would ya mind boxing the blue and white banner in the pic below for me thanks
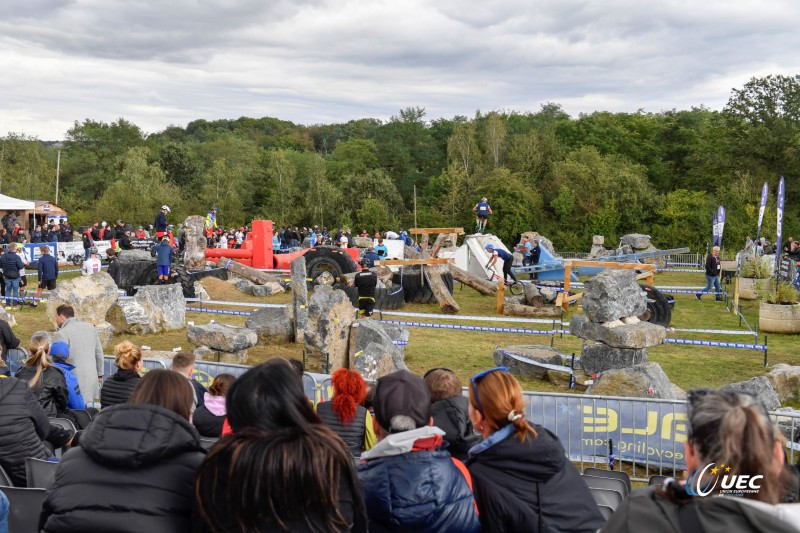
[712,212,719,246]
[756,181,769,242]
[776,176,785,272]
[717,206,726,247]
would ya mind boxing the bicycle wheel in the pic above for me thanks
[510,281,524,295]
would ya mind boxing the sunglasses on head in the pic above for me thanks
[470,367,508,415]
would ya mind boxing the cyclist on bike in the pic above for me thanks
[484,243,517,284]
[473,197,492,234]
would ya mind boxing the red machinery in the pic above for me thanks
[204,220,360,271]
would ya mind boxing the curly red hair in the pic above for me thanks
[331,368,367,425]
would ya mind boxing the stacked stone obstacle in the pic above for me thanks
[589,233,663,265]
[188,323,258,364]
[570,270,666,374]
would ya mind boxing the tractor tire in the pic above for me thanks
[639,284,673,327]
[174,266,196,298]
[393,266,454,304]
[338,285,405,311]
[304,246,358,282]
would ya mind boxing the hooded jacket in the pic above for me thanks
[39,403,205,533]
[14,365,69,417]
[430,395,481,461]
[192,392,226,437]
[99,368,141,409]
[466,423,604,533]
[52,359,86,410]
[0,377,50,486]
[357,426,480,533]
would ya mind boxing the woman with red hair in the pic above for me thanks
[316,368,376,456]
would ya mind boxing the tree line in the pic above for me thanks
[1,74,798,254]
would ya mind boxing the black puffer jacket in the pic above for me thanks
[317,401,367,456]
[0,377,50,486]
[99,369,141,409]
[39,403,205,533]
[15,366,69,417]
[192,405,225,438]
[431,395,480,461]
[467,423,604,533]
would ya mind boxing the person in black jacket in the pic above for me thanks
[40,369,205,533]
[316,368,375,456]
[466,367,604,533]
[192,373,235,438]
[34,245,59,306]
[15,332,68,418]
[105,248,121,286]
[424,368,480,461]
[195,359,367,532]
[0,317,20,370]
[100,340,142,409]
[1,243,27,309]
[696,245,723,301]
[0,376,50,487]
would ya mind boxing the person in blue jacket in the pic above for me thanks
[34,245,58,307]
[485,243,517,284]
[49,341,86,410]
[155,237,174,284]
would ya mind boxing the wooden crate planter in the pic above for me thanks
[759,302,800,334]
[738,277,771,300]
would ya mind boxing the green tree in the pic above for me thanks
[0,134,57,201]
[481,112,508,168]
[447,122,478,175]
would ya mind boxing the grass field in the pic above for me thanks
[9,270,799,405]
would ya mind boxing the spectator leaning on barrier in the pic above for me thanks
[357,369,481,533]
[34,245,58,307]
[40,369,206,533]
[53,305,104,405]
[424,368,480,462]
[466,367,604,533]
[602,389,800,533]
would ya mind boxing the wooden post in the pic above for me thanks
[732,275,740,314]
[430,233,449,258]
[291,257,308,344]
[496,275,504,314]
[563,262,572,312]
[426,264,460,314]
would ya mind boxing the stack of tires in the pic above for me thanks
[392,266,454,305]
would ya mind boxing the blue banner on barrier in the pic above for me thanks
[527,394,688,469]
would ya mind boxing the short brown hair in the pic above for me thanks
[424,369,462,403]
[56,304,74,318]
[129,369,194,421]
[171,351,196,371]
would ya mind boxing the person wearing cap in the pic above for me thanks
[155,237,174,284]
[205,205,218,231]
[155,205,170,239]
[466,367,604,532]
[53,304,104,405]
[82,246,102,276]
[362,247,381,268]
[44,338,86,410]
[357,369,480,533]
[472,197,492,234]
[135,225,146,239]
[34,245,59,306]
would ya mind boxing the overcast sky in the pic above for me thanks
[1,0,798,140]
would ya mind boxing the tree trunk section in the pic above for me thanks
[503,302,563,318]
[218,259,284,286]
[291,257,308,343]
[183,215,207,271]
[449,264,497,295]
[340,266,393,287]
[426,264,460,314]
[430,233,449,258]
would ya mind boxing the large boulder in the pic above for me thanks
[570,314,666,348]
[304,286,355,372]
[106,284,186,335]
[192,345,249,365]
[523,284,544,307]
[767,364,800,403]
[580,341,648,374]
[251,282,285,297]
[46,272,120,327]
[348,319,408,380]
[187,323,258,352]
[586,362,679,399]
[96,322,115,349]
[118,249,154,263]
[183,215,207,271]
[494,345,563,380]
[582,270,647,323]
[352,236,374,248]
[245,306,294,343]
[619,234,652,250]
[721,377,781,412]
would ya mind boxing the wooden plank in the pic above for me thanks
[496,275,505,314]
[567,260,657,271]
[562,263,572,311]
[376,258,453,266]
[409,228,465,235]
[555,292,564,308]
[564,292,583,304]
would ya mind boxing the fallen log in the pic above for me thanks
[503,302,563,318]
[426,264,460,314]
[216,258,285,286]
[449,264,496,295]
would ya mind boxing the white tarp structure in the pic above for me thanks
[0,193,35,211]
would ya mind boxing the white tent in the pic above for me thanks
[0,193,35,211]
